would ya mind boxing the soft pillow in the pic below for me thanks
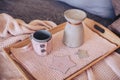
[58,0,115,19]
[112,0,120,16]
[108,18,120,37]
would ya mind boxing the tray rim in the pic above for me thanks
[84,18,120,46]
[3,22,66,80]
[3,18,120,80]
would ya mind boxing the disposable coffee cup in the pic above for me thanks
[31,30,52,56]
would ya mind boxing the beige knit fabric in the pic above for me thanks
[74,52,120,80]
[88,52,120,80]
[0,13,57,80]
[0,51,25,80]
[0,13,57,49]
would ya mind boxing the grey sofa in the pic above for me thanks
[0,0,114,26]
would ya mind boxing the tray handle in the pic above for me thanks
[83,18,120,46]
[94,25,105,33]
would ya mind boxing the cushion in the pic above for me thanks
[112,0,120,16]
[58,0,115,19]
[108,18,120,37]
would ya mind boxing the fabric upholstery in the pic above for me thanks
[112,0,120,16]
[108,18,120,37]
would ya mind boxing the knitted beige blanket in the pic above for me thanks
[0,13,57,80]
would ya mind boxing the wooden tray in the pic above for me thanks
[3,18,120,80]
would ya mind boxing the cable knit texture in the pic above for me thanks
[0,13,57,49]
[0,13,57,80]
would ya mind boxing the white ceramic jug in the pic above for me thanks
[63,9,87,48]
